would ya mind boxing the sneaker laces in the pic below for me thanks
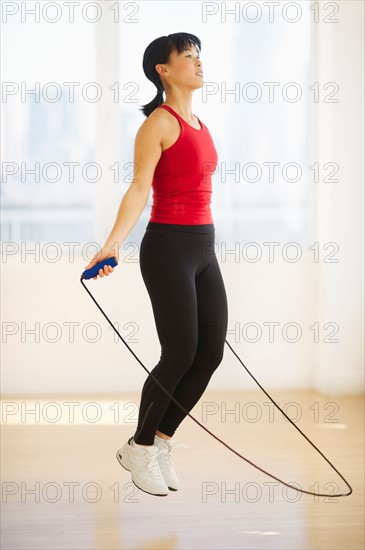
[145,448,168,478]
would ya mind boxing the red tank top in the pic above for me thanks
[149,104,218,224]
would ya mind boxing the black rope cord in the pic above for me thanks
[80,276,353,498]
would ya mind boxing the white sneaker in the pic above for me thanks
[153,435,188,491]
[116,436,169,497]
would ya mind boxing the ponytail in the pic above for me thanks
[139,88,164,118]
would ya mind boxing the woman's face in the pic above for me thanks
[157,43,204,91]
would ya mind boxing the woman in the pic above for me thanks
[84,32,228,497]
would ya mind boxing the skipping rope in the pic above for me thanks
[80,256,352,498]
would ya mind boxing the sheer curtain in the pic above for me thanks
[1,2,311,250]
[1,9,96,244]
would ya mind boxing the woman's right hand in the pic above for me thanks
[83,247,119,281]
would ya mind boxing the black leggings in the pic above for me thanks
[133,221,228,445]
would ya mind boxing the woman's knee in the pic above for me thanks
[161,336,198,373]
[209,343,225,369]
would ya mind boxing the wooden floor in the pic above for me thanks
[1,390,364,550]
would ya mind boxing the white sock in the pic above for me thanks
[155,434,172,443]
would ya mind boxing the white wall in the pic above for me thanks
[2,239,362,396]
[1,2,363,396]
[310,1,364,393]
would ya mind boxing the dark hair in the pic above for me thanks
[139,32,201,118]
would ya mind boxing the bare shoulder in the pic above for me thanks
[136,106,172,139]
[131,107,172,190]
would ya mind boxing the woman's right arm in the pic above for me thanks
[83,114,164,279]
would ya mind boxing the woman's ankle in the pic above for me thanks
[155,430,171,440]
